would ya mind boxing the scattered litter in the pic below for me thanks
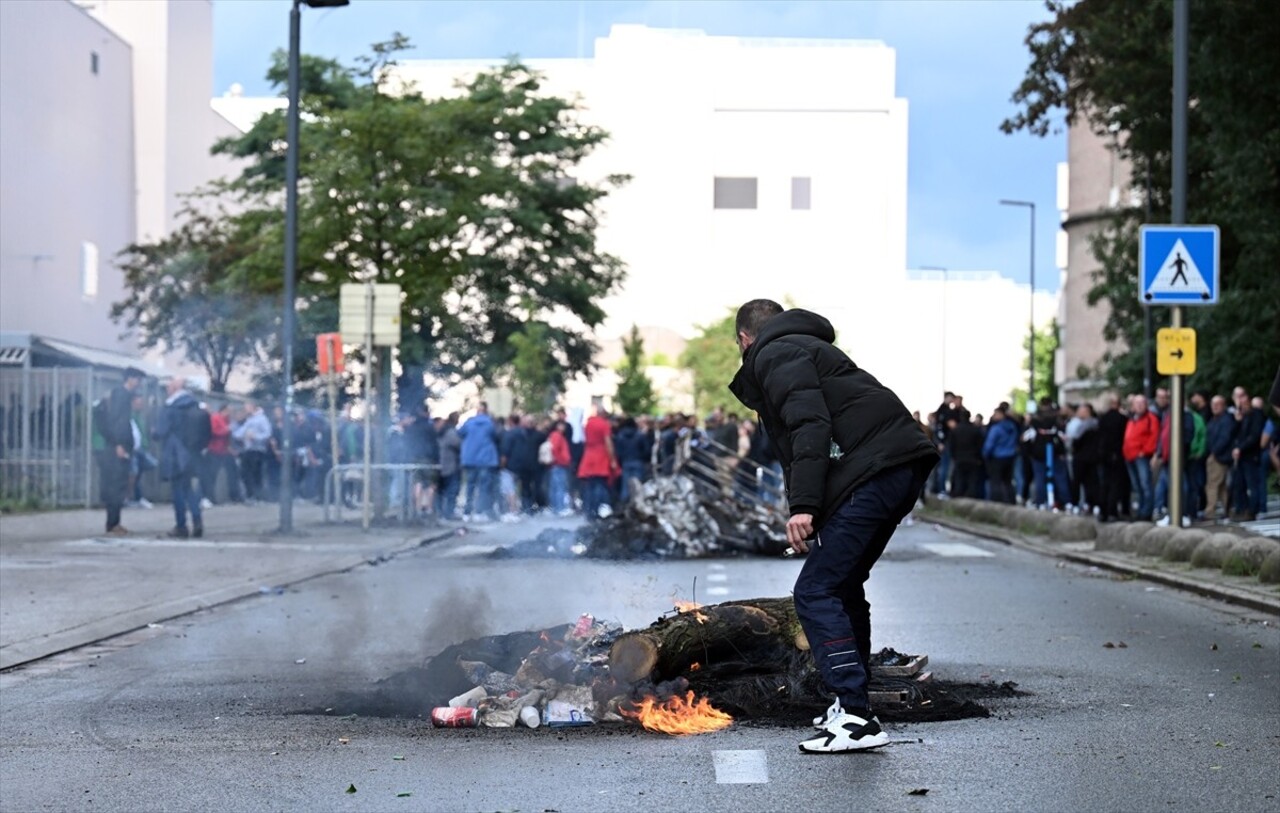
[147,623,164,629]
[392,755,405,761]
[1208,693,1215,698]
[396,792,412,798]
[1210,766,1221,771]
[259,585,285,595]
[271,751,279,756]
[1252,642,1263,649]
[345,784,357,794]
[338,738,350,745]
[907,788,930,796]
[1214,741,1226,747]
[295,658,307,665]
[1120,703,1133,708]
[1210,643,1219,651]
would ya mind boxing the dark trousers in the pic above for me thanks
[516,468,539,513]
[240,450,266,500]
[203,453,242,503]
[1073,458,1101,509]
[1099,459,1128,520]
[985,457,1014,503]
[792,461,929,712]
[950,461,982,499]
[170,468,203,531]
[98,451,130,531]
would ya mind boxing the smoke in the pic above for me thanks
[420,586,494,655]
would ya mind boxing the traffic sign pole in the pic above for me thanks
[1168,0,1189,526]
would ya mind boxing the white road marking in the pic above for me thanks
[706,573,729,583]
[706,586,731,596]
[707,563,727,570]
[713,750,769,784]
[920,541,995,558]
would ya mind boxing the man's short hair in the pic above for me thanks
[123,367,146,382]
[735,299,784,339]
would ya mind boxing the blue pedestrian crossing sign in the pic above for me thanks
[1139,225,1219,305]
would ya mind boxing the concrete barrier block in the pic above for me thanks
[1162,529,1209,562]
[1190,533,1239,570]
[969,502,1003,525]
[1118,522,1155,553]
[1137,526,1180,557]
[1049,516,1096,542]
[1259,549,1280,584]
[1094,522,1128,551]
[948,498,978,518]
[1222,537,1280,578]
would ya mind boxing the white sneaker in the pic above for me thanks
[200,498,213,509]
[137,498,154,509]
[799,710,889,754]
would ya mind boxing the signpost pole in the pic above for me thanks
[362,283,374,533]
[1168,0,1189,525]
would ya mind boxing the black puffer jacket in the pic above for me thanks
[728,309,938,528]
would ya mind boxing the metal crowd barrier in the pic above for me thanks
[323,462,443,523]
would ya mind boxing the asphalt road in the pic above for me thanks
[2,520,1277,813]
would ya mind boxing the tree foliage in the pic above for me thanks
[679,311,740,415]
[507,318,556,414]
[1008,319,1060,414]
[1003,0,1279,398]
[614,325,657,417]
[113,211,274,393]
[118,36,625,398]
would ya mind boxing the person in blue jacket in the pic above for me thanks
[982,405,1020,504]
[458,402,499,521]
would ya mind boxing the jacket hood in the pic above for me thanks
[749,309,835,355]
[168,392,198,409]
[729,309,836,409]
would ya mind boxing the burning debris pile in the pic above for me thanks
[330,598,1021,735]
[491,474,789,560]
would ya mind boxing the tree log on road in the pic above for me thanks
[609,598,808,684]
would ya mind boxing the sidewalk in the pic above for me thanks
[0,501,445,670]
[921,506,1280,616]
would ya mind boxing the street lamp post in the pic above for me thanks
[999,200,1036,406]
[279,0,350,534]
[921,266,948,395]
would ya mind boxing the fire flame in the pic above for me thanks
[621,691,732,735]
[689,662,701,672]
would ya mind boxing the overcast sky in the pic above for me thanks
[213,0,1065,292]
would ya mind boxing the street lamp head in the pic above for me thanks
[301,0,350,7]
[999,199,1034,209]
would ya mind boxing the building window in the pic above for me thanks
[91,51,99,75]
[81,241,99,299]
[713,177,757,210]
[791,177,811,210]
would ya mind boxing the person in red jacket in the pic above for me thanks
[202,403,243,505]
[1122,394,1159,520]
[547,420,573,515]
[577,404,616,519]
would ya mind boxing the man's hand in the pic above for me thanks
[786,513,815,554]
[115,445,129,460]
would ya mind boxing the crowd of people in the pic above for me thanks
[923,386,1278,525]
[96,376,789,536]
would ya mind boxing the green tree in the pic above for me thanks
[679,310,740,414]
[113,210,274,393]
[208,37,626,394]
[507,319,556,414]
[1008,319,1060,414]
[614,325,656,416]
[1003,0,1279,398]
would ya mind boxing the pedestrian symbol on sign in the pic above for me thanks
[1144,238,1211,302]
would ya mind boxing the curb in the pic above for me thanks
[0,528,456,672]
[922,510,1280,617]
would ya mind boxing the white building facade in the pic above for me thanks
[0,0,237,367]
[394,26,1052,416]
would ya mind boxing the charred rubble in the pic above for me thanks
[316,599,1025,731]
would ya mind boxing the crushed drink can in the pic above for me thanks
[431,706,478,728]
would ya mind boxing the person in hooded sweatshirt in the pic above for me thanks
[728,299,937,754]
[458,402,500,521]
[153,376,209,538]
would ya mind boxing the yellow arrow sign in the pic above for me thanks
[1157,327,1196,375]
